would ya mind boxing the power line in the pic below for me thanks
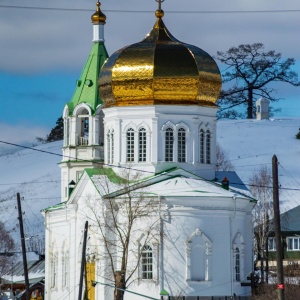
[1,5,300,15]
[1,140,300,194]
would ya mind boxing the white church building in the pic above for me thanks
[43,2,256,299]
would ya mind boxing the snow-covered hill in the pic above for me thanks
[0,117,299,248]
[217,117,300,211]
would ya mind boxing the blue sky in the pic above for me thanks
[1,0,300,144]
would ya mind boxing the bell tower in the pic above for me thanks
[60,2,108,202]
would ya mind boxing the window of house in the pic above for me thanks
[206,130,211,164]
[165,128,174,162]
[268,237,276,251]
[178,128,186,163]
[141,245,153,279]
[139,128,146,162]
[235,248,240,281]
[200,129,204,164]
[127,128,135,162]
[288,237,300,251]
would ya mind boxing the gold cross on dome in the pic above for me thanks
[155,0,165,10]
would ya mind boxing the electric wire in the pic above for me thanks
[1,140,300,194]
[1,4,300,15]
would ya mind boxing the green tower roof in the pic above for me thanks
[67,41,108,115]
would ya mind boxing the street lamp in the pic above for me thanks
[160,289,169,300]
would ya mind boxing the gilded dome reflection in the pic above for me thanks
[99,17,221,108]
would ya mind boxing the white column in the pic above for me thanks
[192,120,199,164]
[70,116,77,146]
[173,130,178,162]
[94,116,99,145]
[134,130,138,163]
[151,117,158,163]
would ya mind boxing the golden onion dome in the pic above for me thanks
[99,13,221,108]
[91,2,106,24]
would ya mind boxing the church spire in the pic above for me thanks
[91,1,106,42]
[61,1,109,201]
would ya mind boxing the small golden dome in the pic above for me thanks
[91,2,106,24]
[155,9,164,18]
[99,18,221,108]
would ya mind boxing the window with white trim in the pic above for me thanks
[79,117,89,145]
[235,248,240,281]
[178,128,186,163]
[127,128,135,162]
[268,237,276,251]
[206,130,211,164]
[200,129,204,164]
[288,237,300,251]
[165,128,174,162]
[139,128,146,162]
[186,228,212,282]
[141,245,153,279]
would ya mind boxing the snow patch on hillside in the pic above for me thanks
[217,117,300,211]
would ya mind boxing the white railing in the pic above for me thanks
[78,136,89,146]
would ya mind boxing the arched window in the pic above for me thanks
[127,128,135,162]
[139,128,146,162]
[165,128,174,162]
[235,248,240,281]
[79,117,89,145]
[178,128,186,162]
[200,129,204,163]
[186,228,212,282]
[141,245,153,279]
[206,130,211,164]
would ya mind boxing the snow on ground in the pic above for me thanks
[217,117,300,211]
[0,117,299,248]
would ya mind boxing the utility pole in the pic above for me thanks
[17,193,30,300]
[78,221,88,300]
[272,155,285,300]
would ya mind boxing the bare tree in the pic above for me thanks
[216,43,300,119]
[0,221,15,276]
[84,169,161,300]
[249,165,273,282]
[216,143,234,171]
